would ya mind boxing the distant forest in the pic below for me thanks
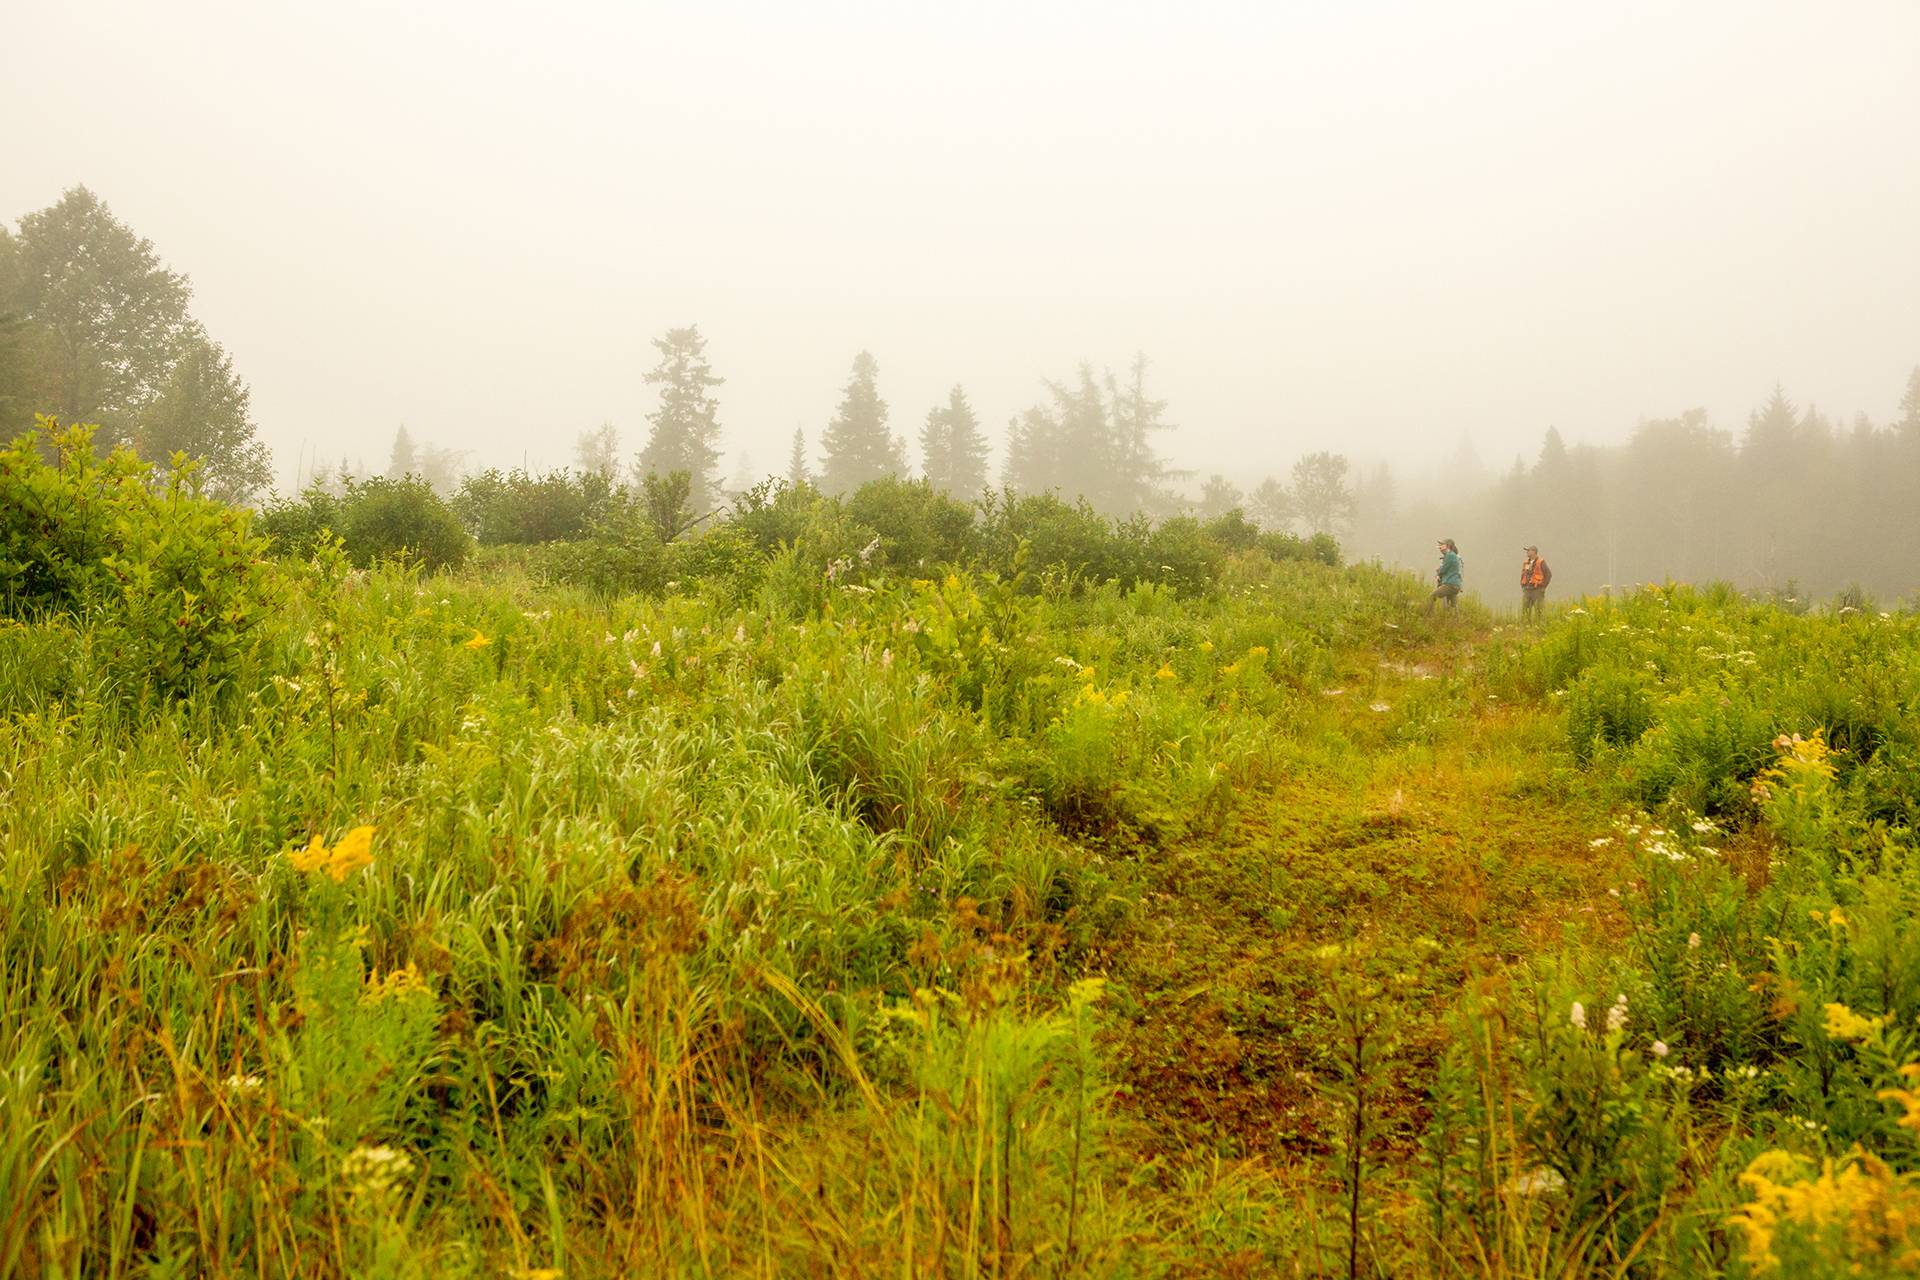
[4,186,1917,603]
[1345,380,1920,604]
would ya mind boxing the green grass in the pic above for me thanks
[5,551,1920,1277]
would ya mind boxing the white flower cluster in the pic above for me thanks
[341,1144,415,1199]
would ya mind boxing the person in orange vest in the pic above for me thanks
[1521,545,1552,619]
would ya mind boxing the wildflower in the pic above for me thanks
[1590,836,1613,848]
[1652,1040,1670,1058]
[1607,996,1629,1033]
[880,648,893,668]
[1877,1063,1920,1133]
[288,826,376,883]
[1570,1001,1587,1030]
[1155,664,1177,681]
[340,1144,414,1198]
[1823,1002,1885,1043]
[1199,640,1214,653]
[1688,932,1702,950]
[463,630,490,650]
[362,962,431,1003]
[223,1073,264,1093]
[1247,645,1268,659]
[1369,701,1391,713]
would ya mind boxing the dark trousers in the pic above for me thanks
[1522,586,1546,617]
[1427,583,1460,613]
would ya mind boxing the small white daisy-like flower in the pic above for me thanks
[1570,1001,1587,1030]
[1651,1040,1669,1058]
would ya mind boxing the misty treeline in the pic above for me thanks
[1347,375,1920,604]
[11,186,1920,603]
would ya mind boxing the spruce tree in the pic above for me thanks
[1107,354,1172,513]
[386,425,417,479]
[817,350,904,494]
[920,384,989,496]
[787,427,810,487]
[635,325,724,509]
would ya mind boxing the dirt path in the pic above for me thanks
[1105,635,1627,1161]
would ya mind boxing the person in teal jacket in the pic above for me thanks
[1427,538,1463,613]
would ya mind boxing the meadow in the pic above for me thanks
[6,425,1920,1277]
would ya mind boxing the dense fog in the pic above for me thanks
[3,0,1918,599]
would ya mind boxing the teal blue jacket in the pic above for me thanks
[1437,550,1462,587]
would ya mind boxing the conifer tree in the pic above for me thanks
[787,427,810,487]
[387,424,417,479]
[635,325,724,509]
[919,384,989,496]
[817,350,904,494]
[1107,354,1172,513]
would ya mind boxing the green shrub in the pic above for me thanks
[453,466,613,544]
[0,416,278,695]
[258,482,345,559]
[845,475,978,574]
[339,475,471,570]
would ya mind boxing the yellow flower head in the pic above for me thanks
[288,825,377,883]
[1199,640,1214,653]
[1823,1001,1885,1043]
[1155,664,1177,681]
[1248,645,1269,659]
[463,630,490,650]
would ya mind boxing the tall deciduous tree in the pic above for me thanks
[1197,474,1243,518]
[1249,475,1295,530]
[7,187,197,446]
[919,384,989,496]
[1291,451,1357,535]
[138,336,271,502]
[574,422,620,478]
[634,325,724,508]
[818,350,903,494]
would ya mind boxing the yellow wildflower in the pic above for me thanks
[1730,1147,1920,1273]
[1878,1063,1920,1133]
[288,834,332,875]
[1199,640,1214,653]
[288,825,376,883]
[463,630,490,650]
[362,962,431,1003]
[1155,664,1177,681]
[1823,1002,1885,1043]
[1247,645,1269,659]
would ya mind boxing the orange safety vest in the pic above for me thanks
[1522,558,1548,588]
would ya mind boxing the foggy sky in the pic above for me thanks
[6,0,1918,493]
